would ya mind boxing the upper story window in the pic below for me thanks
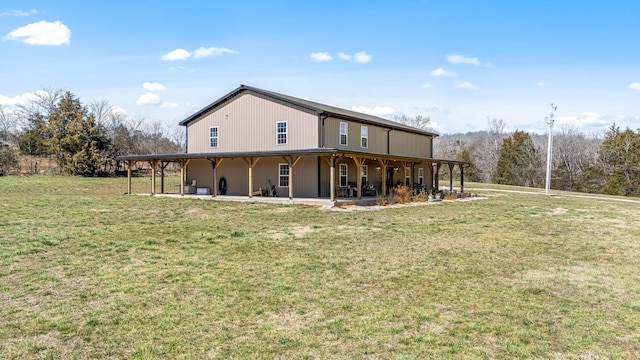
[361,126,368,148]
[209,127,219,148]
[340,122,348,146]
[276,121,288,145]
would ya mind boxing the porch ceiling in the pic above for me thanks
[115,148,470,166]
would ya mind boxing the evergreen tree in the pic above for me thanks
[48,92,110,175]
[598,125,640,196]
[492,130,542,187]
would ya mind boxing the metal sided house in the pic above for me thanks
[117,85,469,202]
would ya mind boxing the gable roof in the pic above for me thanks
[179,85,439,137]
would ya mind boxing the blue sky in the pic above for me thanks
[1,0,639,134]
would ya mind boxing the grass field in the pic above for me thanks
[1,175,639,359]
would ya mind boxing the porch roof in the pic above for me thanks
[115,148,470,166]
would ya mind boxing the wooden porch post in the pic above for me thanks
[283,155,301,200]
[378,159,389,197]
[460,164,465,193]
[448,163,455,191]
[179,159,191,196]
[353,156,363,199]
[208,158,223,197]
[330,156,336,202]
[160,161,170,194]
[434,162,440,191]
[126,160,135,195]
[149,160,158,195]
[244,157,260,198]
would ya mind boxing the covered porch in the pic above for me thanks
[116,149,469,203]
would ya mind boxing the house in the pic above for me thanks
[117,85,468,202]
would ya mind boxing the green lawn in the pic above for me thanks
[1,175,639,359]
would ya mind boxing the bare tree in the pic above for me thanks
[0,105,19,142]
[14,87,65,126]
[392,115,432,131]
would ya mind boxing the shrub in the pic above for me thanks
[390,185,411,204]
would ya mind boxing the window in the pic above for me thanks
[279,163,289,187]
[361,126,368,148]
[405,167,411,186]
[361,165,368,186]
[209,127,219,148]
[339,163,348,187]
[340,122,348,146]
[418,168,424,185]
[276,121,288,145]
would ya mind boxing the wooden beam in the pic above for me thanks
[244,157,261,198]
[353,156,363,199]
[460,164,465,193]
[448,163,455,191]
[378,159,390,197]
[160,161,169,194]
[330,156,336,202]
[207,158,220,197]
[179,159,191,196]
[126,160,136,194]
[149,160,158,195]
[282,155,301,200]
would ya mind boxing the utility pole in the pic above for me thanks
[545,104,557,196]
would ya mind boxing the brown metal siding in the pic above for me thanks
[186,156,319,198]
[389,131,432,158]
[187,93,319,153]
[323,117,388,153]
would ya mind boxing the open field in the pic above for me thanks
[1,176,639,359]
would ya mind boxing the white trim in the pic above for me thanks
[276,121,288,145]
[360,125,368,148]
[278,163,289,187]
[339,163,348,187]
[340,122,348,146]
[209,126,219,148]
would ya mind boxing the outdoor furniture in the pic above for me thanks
[252,188,266,196]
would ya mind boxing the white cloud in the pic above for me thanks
[420,83,434,89]
[310,52,333,62]
[168,66,186,71]
[0,91,38,107]
[352,105,395,116]
[455,81,476,89]
[3,20,71,46]
[136,92,160,106]
[0,9,37,17]
[628,82,640,90]
[353,51,372,63]
[160,102,178,108]
[193,46,236,59]
[429,67,456,77]
[446,54,491,67]
[142,82,166,92]
[161,48,191,61]
[557,112,611,127]
[336,51,371,63]
[536,82,546,87]
[111,105,127,115]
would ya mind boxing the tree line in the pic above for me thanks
[435,118,640,197]
[0,89,184,175]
